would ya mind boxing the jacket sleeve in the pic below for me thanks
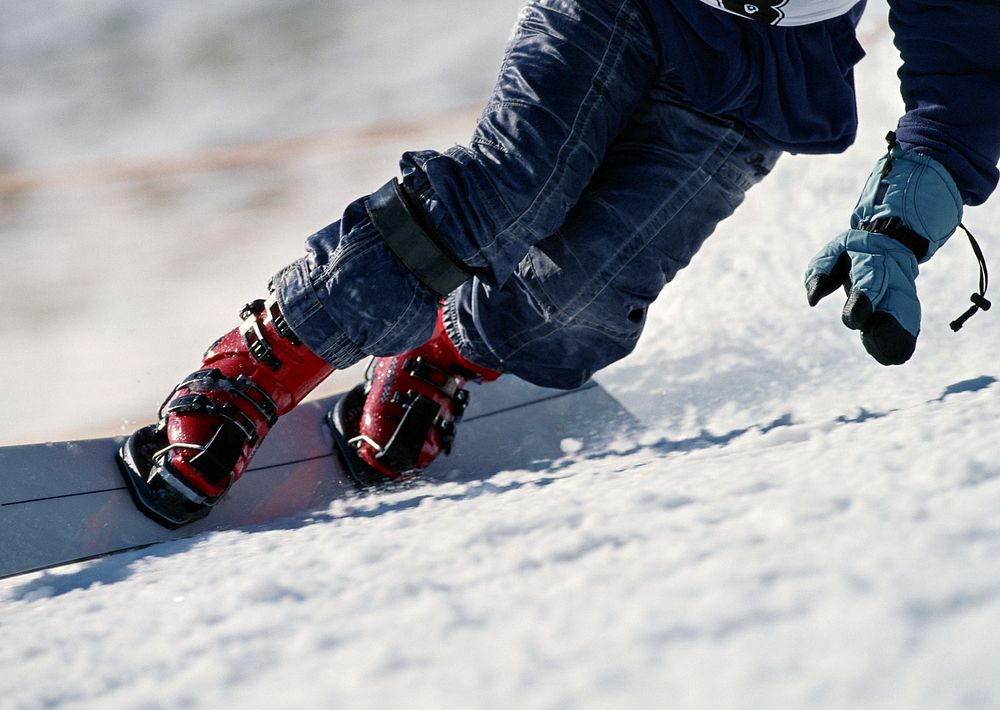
[888,0,1000,205]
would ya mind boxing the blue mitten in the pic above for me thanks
[805,133,963,365]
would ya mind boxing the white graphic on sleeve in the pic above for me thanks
[696,0,859,26]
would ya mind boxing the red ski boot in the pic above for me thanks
[118,292,333,527]
[329,312,500,486]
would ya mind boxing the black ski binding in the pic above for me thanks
[326,385,413,490]
[116,425,216,528]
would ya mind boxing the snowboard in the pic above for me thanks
[1,377,635,579]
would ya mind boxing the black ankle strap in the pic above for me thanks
[366,178,473,297]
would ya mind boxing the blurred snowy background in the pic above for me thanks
[3,1,1000,708]
[1,0,520,444]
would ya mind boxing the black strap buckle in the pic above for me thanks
[404,356,464,399]
[240,295,303,370]
[240,308,282,371]
[373,393,442,472]
[162,393,259,446]
[174,368,279,425]
[265,293,301,345]
[159,393,259,485]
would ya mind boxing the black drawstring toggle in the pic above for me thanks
[949,222,991,332]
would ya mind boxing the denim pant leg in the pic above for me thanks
[273,0,659,368]
[443,75,782,389]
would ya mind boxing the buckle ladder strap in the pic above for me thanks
[372,393,443,472]
[404,356,464,399]
[402,356,470,421]
[190,423,246,486]
[172,369,279,425]
[162,393,260,446]
[366,178,473,297]
[265,293,301,346]
[232,375,280,425]
[240,308,282,371]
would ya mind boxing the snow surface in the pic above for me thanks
[2,1,1000,708]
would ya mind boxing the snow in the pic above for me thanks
[2,1,999,708]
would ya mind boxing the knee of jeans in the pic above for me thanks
[495,289,645,384]
[523,255,652,341]
[502,322,641,389]
[283,223,442,362]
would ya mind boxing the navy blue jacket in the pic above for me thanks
[644,0,1000,205]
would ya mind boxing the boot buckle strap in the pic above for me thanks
[404,356,464,399]
[264,293,301,345]
[159,392,257,487]
[162,393,259,446]
[172,369,279,426]
[362,393,443,473]
[240,310,282,371]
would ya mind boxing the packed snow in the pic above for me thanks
[2,1,999,708]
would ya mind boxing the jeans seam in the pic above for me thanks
[452,147,515,222]
[443,289,505,371]
[477,0,644,255]
[324,229,380,278]
[278,262,321,325]
[318,332,366,369]
[366,279,423,353]
[567,125,747,315]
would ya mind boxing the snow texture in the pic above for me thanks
[2,1,1000,708]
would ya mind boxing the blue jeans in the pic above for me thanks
[273,0,780,388]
